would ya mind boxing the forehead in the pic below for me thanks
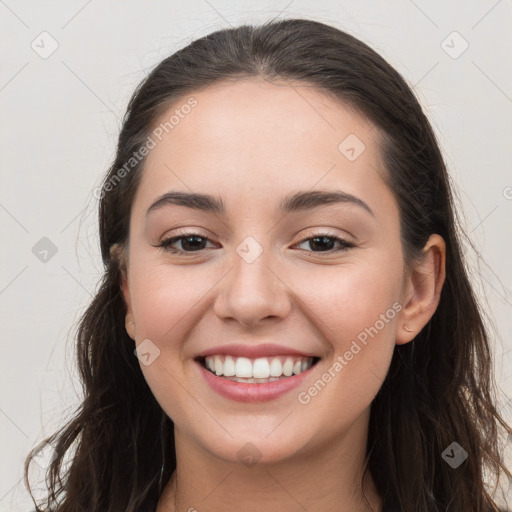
[133,78,391,217]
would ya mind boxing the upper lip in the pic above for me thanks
[196,343,320,359]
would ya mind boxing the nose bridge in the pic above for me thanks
[213,234,291,326]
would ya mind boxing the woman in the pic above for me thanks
[24,18,511,512]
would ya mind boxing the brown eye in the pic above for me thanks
[157,233,215,254]
[296,234,355,253]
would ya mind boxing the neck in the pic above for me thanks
[157,409,381,512]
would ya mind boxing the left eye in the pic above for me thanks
[296,234,354,252]
[156,232,354,255]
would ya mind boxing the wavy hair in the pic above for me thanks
[24,18,511,511]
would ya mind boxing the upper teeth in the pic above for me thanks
[204,355,314,379]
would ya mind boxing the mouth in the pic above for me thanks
[195,354,321,384]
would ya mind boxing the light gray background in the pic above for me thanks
[1,1,511,510]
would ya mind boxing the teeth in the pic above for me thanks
[270,358,282,377]
[253,358,270,378]
[203,355,315,380]
[282,358,294,376]
[214,355,223,376]
[223,355,236,377]
[235,357,252,378]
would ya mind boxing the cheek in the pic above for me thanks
[129,257,212,341]
[292,264,400,429]
[291,255,402,411]
[128,262,205,421]
[128,260,216,415]
[296,258,402,346]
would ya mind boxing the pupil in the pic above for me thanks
[183,235,205,251]
[311,236,334,252]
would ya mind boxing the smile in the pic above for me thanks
[195,355,321,402]
[200,355,318,382]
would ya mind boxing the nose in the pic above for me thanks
[213,250,291,329]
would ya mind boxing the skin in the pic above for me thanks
[115,78,446,512]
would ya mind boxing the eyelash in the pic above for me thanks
[156,230,355,256]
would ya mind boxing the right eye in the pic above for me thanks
[156,232,217,255]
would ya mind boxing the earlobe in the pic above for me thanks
[125,314,136,340]
[110,243,135,340]
[396,234,446,345]
[120,272,136,340]
[122,273,135,340]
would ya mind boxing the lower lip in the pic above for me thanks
[197,361,316,403]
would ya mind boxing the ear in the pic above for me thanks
[110,243,136,340]
[396,234,446,345]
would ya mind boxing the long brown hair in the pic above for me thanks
[24,18,511,511]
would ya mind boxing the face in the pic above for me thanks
[120,78,412,465]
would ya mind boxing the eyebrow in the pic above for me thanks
[145,189,374,217]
